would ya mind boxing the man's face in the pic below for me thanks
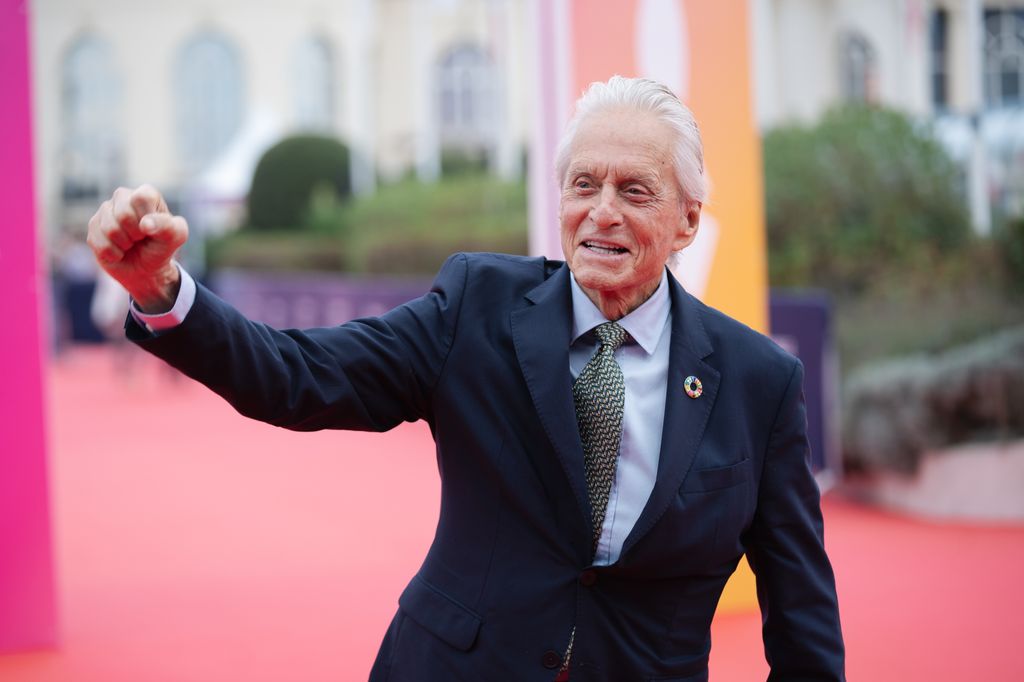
[559,108,699,317]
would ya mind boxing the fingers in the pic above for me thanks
[130,184,168,218]
[86,204,126,265]
[87,185,183,269]
[111,186,145,245]
[139,212,188,249]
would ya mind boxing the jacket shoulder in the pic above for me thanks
[456,251,560,277]
[447,252,564,294]
[693,296,800,382]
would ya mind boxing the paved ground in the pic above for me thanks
[1,346,1022,680]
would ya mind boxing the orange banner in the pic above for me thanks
[570,0,767,332]
[532,0,765,611]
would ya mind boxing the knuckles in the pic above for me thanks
[96,245,121,263]
[87,186,182,267]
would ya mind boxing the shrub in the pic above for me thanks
[764,105,972,295]
[440,147,489,177]
[209,172,528,274]
[247,134,351,231]
[205,231,347,272]
[363,232,528,275]
[842,326,1024,473]
[345,174,528,274]
[995,215,1024,292]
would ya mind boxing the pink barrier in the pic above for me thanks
[0,0,58,653]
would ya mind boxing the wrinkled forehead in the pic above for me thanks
[565,110,679,185]
[565,155,668,187]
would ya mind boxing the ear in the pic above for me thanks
[672,201,702,251]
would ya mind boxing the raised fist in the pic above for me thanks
[87,185,188,313]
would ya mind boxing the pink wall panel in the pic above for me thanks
[0,0,58,652]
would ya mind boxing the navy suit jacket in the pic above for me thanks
[129,252,844,681]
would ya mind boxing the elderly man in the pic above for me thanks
[88,76,844,681]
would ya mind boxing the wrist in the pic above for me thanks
[130,263,182,313]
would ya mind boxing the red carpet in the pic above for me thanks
[1,346,1021,680]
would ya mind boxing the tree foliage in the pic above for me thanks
[764,106,971,294]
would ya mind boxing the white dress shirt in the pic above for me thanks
[569,271,672,566]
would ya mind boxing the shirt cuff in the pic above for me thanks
[129,262,197,334]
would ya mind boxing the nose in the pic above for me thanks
[590,185,622,229]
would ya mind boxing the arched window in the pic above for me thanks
[839,32,877,104]
[174,32,245,175]
[292,36,336,131]
[61,35,122,201]
[984,10,1024,107]
[930,9,949,110]
[437,44,495,150]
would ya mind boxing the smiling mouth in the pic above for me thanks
[582,241,628,255]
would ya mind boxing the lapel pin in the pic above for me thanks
[684,375,703,399]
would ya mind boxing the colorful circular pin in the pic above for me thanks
[684,375,703,399]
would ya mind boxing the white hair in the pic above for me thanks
[554,75,708,207]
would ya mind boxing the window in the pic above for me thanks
[61,35,122,201]
[174,32,245,175]
[437,44,495,150]
[984,9,1024,107]
[931,9,949,110]
[292,36,335,131]
[839,32,877,104]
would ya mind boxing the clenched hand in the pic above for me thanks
[87,185,188,313]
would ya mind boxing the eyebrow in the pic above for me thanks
[621,172,661,187]
[566,166,662,187]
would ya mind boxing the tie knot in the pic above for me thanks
[594,321,627,352]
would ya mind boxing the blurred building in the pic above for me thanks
[32,0,1024,240]
[752,0,1024,230]
[31,0,530,238]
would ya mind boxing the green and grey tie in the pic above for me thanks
[559,321,627,677]
[573,320,628,555]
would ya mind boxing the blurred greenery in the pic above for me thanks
[764,104,1024,377]
[208,172,528,275]
[833,278,1024,376]
[247,134,352,231]
[440,147,489,177]
[995,214,1024,292]
[764,105,972,296]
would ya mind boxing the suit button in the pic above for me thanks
[541,650,562,669]
[580,569,598,587]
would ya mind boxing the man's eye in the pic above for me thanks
[574,179,593,190]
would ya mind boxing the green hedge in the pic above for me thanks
[210,173,527,274]
[247,134,351,231]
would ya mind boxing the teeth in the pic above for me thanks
[585,242,624,255]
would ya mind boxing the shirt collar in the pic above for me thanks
[569,269,671,356]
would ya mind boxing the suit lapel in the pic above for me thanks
[510,264,593,555]
[621,273,720,557]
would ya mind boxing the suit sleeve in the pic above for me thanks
[744,359,846,681]
[126,253,469,432]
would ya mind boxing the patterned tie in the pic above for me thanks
[572,321,628,555]
[560,321,627,676]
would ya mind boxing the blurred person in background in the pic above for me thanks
[52,227,103,347]
[86,76,844,681]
